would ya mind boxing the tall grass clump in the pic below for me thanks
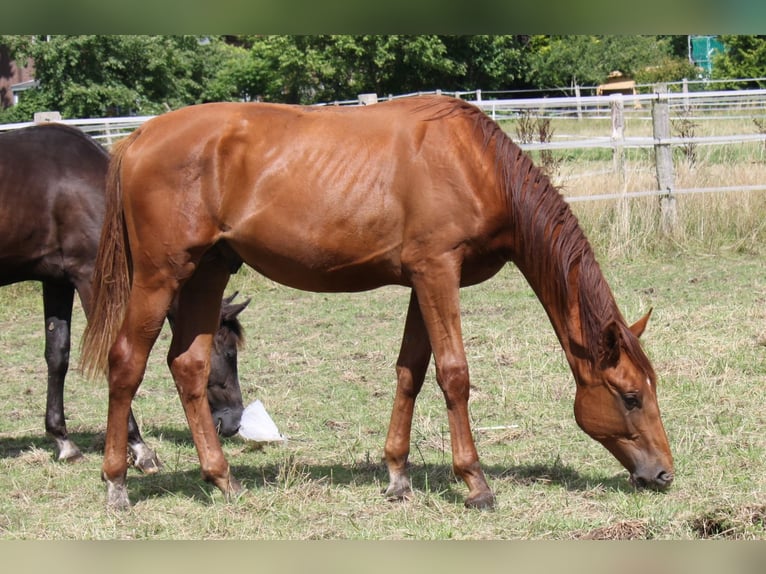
[557,152,766,260]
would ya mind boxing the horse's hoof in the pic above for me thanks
[226,482,247,503]
[105,479,131,511]
[384,474,413,502]
[226,476,244,499]
[384,485,414,502]
[58,448,84,463]
[54,438,83,463]
[464,491,496,510]
[129,443,162,475]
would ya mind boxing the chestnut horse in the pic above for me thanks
[0,123,249,470]
[81,96,673,510]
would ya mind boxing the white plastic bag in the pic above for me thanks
[238,400,286,444]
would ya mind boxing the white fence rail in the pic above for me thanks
[0,115,154,146]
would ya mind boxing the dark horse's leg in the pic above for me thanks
[384,291,432,501]
[42,281,82,461]
[126,408,161,474]
[44,281,161,470]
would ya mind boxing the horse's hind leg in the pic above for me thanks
[73,273,161,474]
[42,281,82,462]
[103,285,174,510]
[168,257,241,500]
[384,291,432,501]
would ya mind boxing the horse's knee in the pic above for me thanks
[435,360,470,405]
[170,351,209,401]
[44,317,70,377]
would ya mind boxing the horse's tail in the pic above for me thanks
[80,130,140,379]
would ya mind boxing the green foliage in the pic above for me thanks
[208,36,529,105]
[2,35,235,118]
[527,35,684,91]
[0,35,727,121]
[633,56,700,86]
[712,36,766,88]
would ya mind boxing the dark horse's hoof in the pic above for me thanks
[465,491,496,510]
[128,443,162,475]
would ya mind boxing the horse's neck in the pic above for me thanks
[517,255,584,356]
[507,177,601,357]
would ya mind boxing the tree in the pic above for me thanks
[0,34,709,123]
[526,35,688,93]
[2,35,235,119]
[204,35,530,104]
[712,36,766,88]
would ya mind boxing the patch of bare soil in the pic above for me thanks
[690,504,766,539]
[572,519,649,540]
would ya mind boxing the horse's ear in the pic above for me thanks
[629,308,653,339]
[223,299,251,320]
[221,292,251,322]
[598,321,621,369]
[222,291,240,305]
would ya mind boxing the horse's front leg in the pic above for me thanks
[168,262,242,501]
[384,291,432,501]
[42,282,82,462]
[411,262,495,509]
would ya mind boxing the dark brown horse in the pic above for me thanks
[0,123,249,469]
[81,96,674,510]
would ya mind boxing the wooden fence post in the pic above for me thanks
[652,84,677,236]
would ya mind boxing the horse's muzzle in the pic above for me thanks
[630,469,674,491]
[213,407,243,437]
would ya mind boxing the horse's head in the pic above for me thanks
[207,293,250,437]
[571,310,674,490]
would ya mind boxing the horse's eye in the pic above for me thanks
[623,393,641,410]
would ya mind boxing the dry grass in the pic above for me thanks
[553,154,766,258]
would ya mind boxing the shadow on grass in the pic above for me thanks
[0,430,105,460]
[135,455,635,507]
[0,427,636,506]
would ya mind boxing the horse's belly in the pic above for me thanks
[226,230,405,293]
[244,254,405,293]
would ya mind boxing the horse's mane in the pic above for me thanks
[413,96,652,371]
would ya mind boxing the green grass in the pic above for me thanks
[1,247,765,539]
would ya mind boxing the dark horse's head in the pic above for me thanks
[208,292,250,437]
[167,291,250,437]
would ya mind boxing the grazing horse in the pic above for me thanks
[81,96,674,510]
[0,123,249,469]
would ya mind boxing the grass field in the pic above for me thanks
[2,114,765,539]
[1,240,765,538]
